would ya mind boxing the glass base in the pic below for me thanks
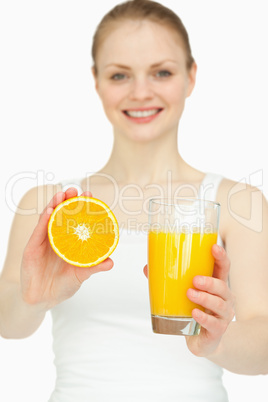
[151,315,201,336]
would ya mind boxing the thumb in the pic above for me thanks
[30,191,66,247]
[29,206,54,248]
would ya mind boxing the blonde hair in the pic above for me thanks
[92,0,195,73]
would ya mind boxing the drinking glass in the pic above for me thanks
[148,198,220,336]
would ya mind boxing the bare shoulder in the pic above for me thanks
[217,177,267,244]
[1,183,61,282]
[13,183,61,214]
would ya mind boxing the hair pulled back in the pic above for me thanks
[92,0,195,73]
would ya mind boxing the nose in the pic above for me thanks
[129,77,154,101]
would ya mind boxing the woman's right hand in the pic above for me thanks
[21,187,113,310]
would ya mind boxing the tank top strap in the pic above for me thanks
[59,177,84,195]
[198,172,223,203]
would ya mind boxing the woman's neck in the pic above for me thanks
[99,130,190,187]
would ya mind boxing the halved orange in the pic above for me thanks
[48,196,119,267]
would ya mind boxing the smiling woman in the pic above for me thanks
[0,1,268,402]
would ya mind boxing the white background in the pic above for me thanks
[0,0,267,401]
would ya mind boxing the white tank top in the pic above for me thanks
[48,173,227,402]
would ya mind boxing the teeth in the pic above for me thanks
[125,109,160,118]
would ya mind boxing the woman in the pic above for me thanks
[1,0,268,401]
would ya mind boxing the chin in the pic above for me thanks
[126,131,162,143]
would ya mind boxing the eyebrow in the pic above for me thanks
[104,60,178,69]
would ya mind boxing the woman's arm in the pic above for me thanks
[207,317,268,375]
[0,281,47,339]
[207,183,268,374]
[0,185,113,339]
[187,181,268,374]
[0,185,56,338]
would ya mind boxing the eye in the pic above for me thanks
[111,73,126,81]
[156,70,172,78]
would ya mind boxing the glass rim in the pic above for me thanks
[149,197,221,208]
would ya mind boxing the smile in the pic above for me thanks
[123,108,163,121]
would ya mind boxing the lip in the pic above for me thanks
[122,107,164,124]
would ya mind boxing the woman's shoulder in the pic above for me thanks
[218,176,265,209]
[19,183,61,212]
[217,176,267,238]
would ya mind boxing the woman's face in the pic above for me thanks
[93,19,196,143]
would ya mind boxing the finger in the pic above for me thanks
[192,275,231,301]
[143,264,148,278]
[43,187,78,215]
[33,188,78,247]
[64,187,78,199]
[29,205,55,247]
[211,244,230,282]
[81,191,93,197]
[44,191,66,212]
[192,308,229,336]
[187,288,235,320]
[74,258,114,283]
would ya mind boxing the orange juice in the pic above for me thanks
[148,230,217,317]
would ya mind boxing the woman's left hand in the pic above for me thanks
[185,244,235,357]
[143,244,235,358]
